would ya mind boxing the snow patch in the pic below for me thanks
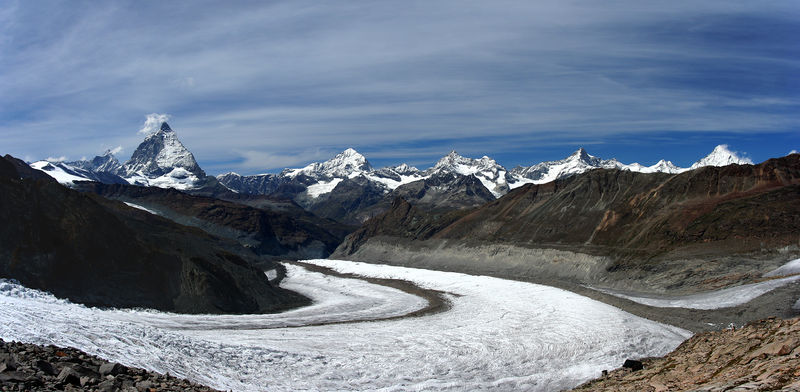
[29,161,89,184]
[305,178,343,198]
[123,202,159,215]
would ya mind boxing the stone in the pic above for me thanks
[99,362,125,376]
[80,375,96,386]
[0,371,28,383]
[97,379,118,392]
[622,359,643,371]
[136,379,154,390]
[56,367,81,386]
[34,359,55,375]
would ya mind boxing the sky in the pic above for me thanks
[1,1,798,175]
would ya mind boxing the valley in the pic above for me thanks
[5,3,799,390]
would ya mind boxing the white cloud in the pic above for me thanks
[138,113,170,135]
[46,156,67,162]
[110,145,123,155]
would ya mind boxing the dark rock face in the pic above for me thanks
[0,155,308,314]
[335,197,472,256]
[0,338,220,391]
[76,182,351,260]
[391,172,496,212]
[306,176,389,224]
[217,172,285,195]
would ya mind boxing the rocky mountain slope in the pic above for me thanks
[334,154,800,293]
[571,316,800,392]
[76,182,350,261]
[0,154,308,314]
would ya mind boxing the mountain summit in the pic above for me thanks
[283,148,373,180]
[427,151,510,197]
[691,144,753,169]
[121,122,206,189]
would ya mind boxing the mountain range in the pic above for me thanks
[28,121,755,225]
[334,153,800,296]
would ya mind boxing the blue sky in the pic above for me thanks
[1,1,798,174]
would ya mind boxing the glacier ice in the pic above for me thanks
[0,260,690,391]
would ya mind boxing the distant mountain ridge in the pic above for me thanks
[27,119,757,225]
[28,119,753,201]
[219,144,753,200]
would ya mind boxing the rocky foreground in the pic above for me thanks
[0,339,220,392]
[571,317,800,391]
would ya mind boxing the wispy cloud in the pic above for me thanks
[1,1,798,174]
[138,113,170,135]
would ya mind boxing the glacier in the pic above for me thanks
[0,260,691,392]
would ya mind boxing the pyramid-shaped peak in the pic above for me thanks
[567,147,593,161]
[122,120,204,179]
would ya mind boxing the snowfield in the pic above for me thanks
[0,260,690,391]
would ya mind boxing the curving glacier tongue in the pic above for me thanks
[0,260,691,392]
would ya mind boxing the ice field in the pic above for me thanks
[1,259,691,391]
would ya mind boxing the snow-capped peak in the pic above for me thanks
[691,145,753,169]
[120,121,206,190]
[65,148,123,174]
[510,148,623,188]
[428,151,510,198]
[391,163,419,175]
[123,122,203,177]
[568,147,591,161]
[321,148,372,177]
[647,159,684,174]
[285,148,373,179]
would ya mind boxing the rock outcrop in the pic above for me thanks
[571,317,800,391]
